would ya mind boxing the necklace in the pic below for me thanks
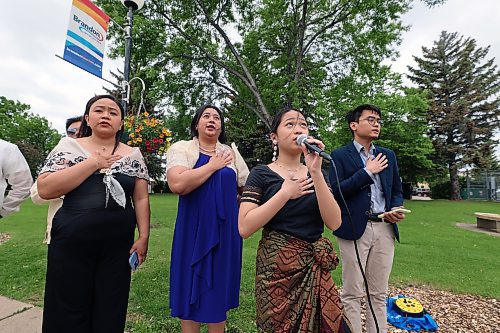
[274,161,304,173]
[87,138,116,154]
[199,145,216,153]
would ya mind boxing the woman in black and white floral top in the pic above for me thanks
[37,95,150,333]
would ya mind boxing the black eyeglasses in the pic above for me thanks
[357,116,383,126]
[66,128,78,135]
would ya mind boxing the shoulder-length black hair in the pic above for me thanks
[76,95,125,153]
[190,104,227,144]
[65,116,83,131]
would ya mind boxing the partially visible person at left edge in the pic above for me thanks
[166,104,249,333]
[30,115,82,243]
[329,104,405,333]
[37,95,150,333]
[0,138,33,219]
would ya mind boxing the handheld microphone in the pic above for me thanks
[296,134,332,161]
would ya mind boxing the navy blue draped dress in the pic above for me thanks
[169,153,242,322]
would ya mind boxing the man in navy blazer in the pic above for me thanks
[329,104,406,333]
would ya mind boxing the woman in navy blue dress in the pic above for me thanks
[166,105,249,332]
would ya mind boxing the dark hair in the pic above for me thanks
[190,105,227,144]
[346,104,381,136]
[76,95,125,153]
[65,116,82,130]
[270,106,306,134]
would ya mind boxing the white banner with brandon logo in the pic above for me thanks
[63,0,109,77]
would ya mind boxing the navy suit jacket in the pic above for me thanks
[329,142,404,242]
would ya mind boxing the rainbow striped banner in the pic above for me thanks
[63,0,109,77]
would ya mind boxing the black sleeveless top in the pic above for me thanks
[63,173,135,210]
[241,165,333,243]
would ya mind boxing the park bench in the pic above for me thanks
[474,212,500,233]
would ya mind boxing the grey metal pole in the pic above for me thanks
[122,6,134,115]
[466,169,470,199]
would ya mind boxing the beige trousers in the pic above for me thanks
[337,221,395,333]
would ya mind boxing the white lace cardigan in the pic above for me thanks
[165,138,249,187]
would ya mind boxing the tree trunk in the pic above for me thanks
[449,163,461,200]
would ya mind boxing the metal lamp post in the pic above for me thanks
[120,0,145,115]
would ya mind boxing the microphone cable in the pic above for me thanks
[329,159,380,333]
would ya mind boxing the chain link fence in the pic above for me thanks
[461,170,500,201]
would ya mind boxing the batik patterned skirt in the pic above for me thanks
[255,229,352,333]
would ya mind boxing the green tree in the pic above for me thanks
[326,79,435,182]
[408,31,500,199]
[0,96,61,178]
[97,0,412,152]
[420,0,446,6]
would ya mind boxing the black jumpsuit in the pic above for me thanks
[42,173,136,333]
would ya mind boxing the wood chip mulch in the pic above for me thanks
[358,285,500,333]
[0,232,10,244]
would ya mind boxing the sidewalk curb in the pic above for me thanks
[0,296,42,333]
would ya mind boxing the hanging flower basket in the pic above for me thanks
[124,111,172,156]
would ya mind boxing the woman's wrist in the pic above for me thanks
[278,187,293,200]
[309,169,323,179]
[138,234,149,241]
[88,156,100,170]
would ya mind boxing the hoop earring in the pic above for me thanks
[272,140,278,162]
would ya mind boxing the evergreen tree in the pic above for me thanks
[408,31,500,199]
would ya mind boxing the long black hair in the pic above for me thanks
[76,95,125,154]
[190,104,227,144]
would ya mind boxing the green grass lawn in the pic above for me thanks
[0,196,498,332]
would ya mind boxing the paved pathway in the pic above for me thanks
[0,296,42,333]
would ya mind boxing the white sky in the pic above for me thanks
[0,0,499,156]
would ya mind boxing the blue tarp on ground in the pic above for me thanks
[387,295,438,332]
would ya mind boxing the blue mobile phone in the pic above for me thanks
[129,251,139,272]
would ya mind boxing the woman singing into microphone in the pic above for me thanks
[238,107,352,332]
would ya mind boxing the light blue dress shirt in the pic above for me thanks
[353,140,386,214]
